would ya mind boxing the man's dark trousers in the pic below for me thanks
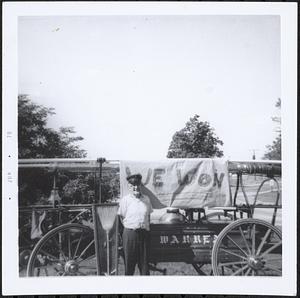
[122,227,150,275]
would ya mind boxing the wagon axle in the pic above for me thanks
[64,260,79,274]
[247,256,264,270]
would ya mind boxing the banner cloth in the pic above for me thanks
[30,210,46,239]
[120,159,231,209]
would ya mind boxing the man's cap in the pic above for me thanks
[126,174,142,186]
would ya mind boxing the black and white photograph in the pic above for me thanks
[2,2,297,296]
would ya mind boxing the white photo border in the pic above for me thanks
[2,2,297,296]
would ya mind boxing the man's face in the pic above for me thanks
[129,184,142,198]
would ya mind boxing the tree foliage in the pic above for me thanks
[62,169,120,205]
[18,95,120,207]
[263,136,281,160]
[263,98,281,160]
[18,95,88,206]
[167,115,224,158]
[62,173,96,204]
[18,94,86,158]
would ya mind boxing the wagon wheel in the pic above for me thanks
[212,218,282,276]
[27,223,97,276]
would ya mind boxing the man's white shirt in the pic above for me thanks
[118,194,153,231]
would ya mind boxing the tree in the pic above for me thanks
[263,98,281,160]
[18,94,87,158]
[62,168,120,205]
[18,95,119,206]
[167,114,224,158]
[18,94,87,206]
[263,136,281,160]
[62,173,95,205]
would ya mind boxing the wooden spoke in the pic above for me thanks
[245,267,252,276]
[260,241,282,258]
[79,265,97,269]
[52,236,68,262]
[232,263,245,272]
[263,264,282,274]
[239,226,251,254]
[55,271,63,276]
[77,254,96,264]
[219,248,248,261]
[76,240,95,261]
[232,264,249,276]
[225,234,249,257]
[67,230,71,259]
[251,224,256,254]
[219,261,248,267]
[256,228,271,256]
[264,256,282,261]
[73,232,83,259]
[53,267,61,273]
[39,249,62,263]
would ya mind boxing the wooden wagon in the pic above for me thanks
[20,158,282,276]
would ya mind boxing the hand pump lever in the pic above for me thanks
[97,158,106,203]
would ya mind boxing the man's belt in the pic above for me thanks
[125,227,149,232]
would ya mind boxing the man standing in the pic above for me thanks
[118,174,153,275]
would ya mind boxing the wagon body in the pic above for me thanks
[150,221,279,264]
[150,222,226,264]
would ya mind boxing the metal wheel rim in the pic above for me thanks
[27,223,96,277]
[212,218,282,276]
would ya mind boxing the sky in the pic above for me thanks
[18,15,281,161]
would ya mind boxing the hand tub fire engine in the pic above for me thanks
[20,158,281,276]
